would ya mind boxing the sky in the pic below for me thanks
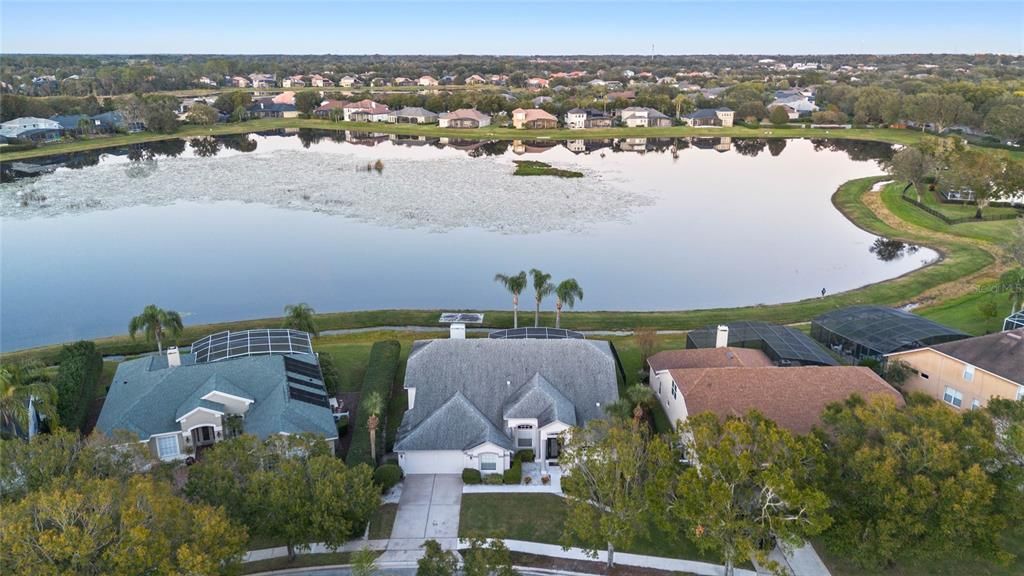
[1,0,1021,55]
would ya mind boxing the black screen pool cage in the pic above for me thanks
[810,306,967,360]
[686,321,837,366]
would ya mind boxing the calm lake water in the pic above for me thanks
[0,131,935,351]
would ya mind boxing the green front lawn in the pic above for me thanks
[459,493,725,564]
[240,551,364,575]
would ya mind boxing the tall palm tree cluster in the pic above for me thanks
[495,269,584,329]
[0,363,57,438]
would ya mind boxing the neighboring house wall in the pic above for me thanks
[650,369,688,427]
[888,349,1024,410]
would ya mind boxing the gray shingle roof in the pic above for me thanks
[396,339,618,451]
[97,352,335,441]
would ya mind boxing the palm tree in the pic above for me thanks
[128,304,184,354]
[363,391,385,465]
[283,302,319,337]
[529,269,554,328]
[994,268,1024,314]
[0,363,57,437]
[554,278,584,329]
[494,271,528,329]
[606,384,656,427]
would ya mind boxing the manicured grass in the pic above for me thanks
[918,289,1007,335]
[367,503,398,540]
[240,551,364,575]
[4,117,1006,162]
[513,160,583,178]
[459,493,726,564]
[817,533,1024,576]
[315,342,374,393]
[909,184,1019,220]
[884,184,1020,245]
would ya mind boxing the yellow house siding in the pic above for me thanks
[889,348,1021,409]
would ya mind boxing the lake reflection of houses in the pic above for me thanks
[344,131,389,146]
[389,134,438,147]
[689,137,733,152]
[563,139,612,154]
[512,140,559,155]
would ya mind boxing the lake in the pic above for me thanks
[0,131,935,351]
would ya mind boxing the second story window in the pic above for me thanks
[963,365,975,382]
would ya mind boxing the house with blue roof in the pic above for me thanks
[681,107,735,127]
[96,329,337,461]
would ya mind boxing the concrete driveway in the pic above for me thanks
[390,474,462,540]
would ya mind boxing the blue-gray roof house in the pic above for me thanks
[395,338,619,475]
[96,329,337,461]
[91,111,144,133]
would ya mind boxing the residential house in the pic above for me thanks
[282,75,306,88]
[588,79,607,88]
[769,94,818,119]
[647,347,904,434]
[96,329,337,462]
[50,114,99,135]
[604,90,635,102]
[0,117,62,142]
[418,75,439,86]
[564,108,613,129]
[338,75,360,88]
[532,96,553,107]
[394,337,620,475]
[1005,311,1024,331]
[390,107,439,124]
[811,306,967,361]
[272,91,296,105]
[198,76,217,86]
[246,98,298,119]
[393,77,415,86]
[619,107,672,128]
[465,74,487,85]
[342,99,390,122]
[248,73,276,88]
[681,107,735,127]
[310,74,334,87]
[92,111,144,133]
[699,86,728,100]
[438,108,491,129]
[604,81,624,90]
[526,77,549,89]
[885,329,1024,410]
[488,74,509,85]
[512,108,558,129]
[314,99,349,120]
[231,76,249,88]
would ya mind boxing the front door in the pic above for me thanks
[545,437,562,466]
[192,426,215,447]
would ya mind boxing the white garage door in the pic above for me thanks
[399,450,465,475]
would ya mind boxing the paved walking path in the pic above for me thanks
[765,541,832,576]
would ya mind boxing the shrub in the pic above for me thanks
[516,449,535,463]
[503,458,522,485]
[462,468,482,484]
[483,474,504,485]
[318,353,342,395]
[53,341,103,432]
[346,340,401,468]
[373,464,402,493]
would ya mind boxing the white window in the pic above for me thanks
[1016,387,1024,402]
[671,381,678,400]
[963,365,975,382]
[971,399,982,410]
[156,435,179,459]
[943,387,964,408]
[480,453,497,472]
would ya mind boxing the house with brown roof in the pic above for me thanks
[314,99,349,120]
[512,108,558,129]
[342,99,390,122]
[418,75,439,87]
[465,74,487,85]
[310,74,334,88]
[648,347,904,434]
[438,109,491,129]
[885,329,1024,410]
[526,77,549,89]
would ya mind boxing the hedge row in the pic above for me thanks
[345,340,401,468]
[53,341,103,432]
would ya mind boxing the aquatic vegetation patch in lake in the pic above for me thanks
[512,160,584,178]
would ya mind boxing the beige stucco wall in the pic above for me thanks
[889,349,1022,409]
[178,409,222,434]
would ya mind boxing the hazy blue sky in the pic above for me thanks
[2,1,1021,55]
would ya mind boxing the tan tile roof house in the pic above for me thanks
[438,108,491,129]
[649,347,904,433]
[512,108,558,129]
[886,329,1024,410]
